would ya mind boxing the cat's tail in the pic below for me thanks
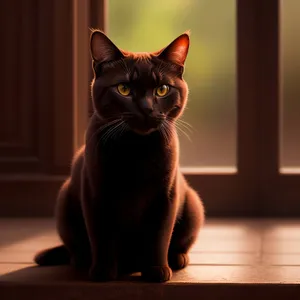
[34,245,70,266]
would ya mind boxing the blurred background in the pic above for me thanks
[109,0,236,169]
[108,0,300,170]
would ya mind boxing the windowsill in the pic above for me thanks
[181,167,237,174]
[1,218,300,299]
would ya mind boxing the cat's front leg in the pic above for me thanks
[81,178,118,281]
[141,188,178,282]
[86,217,118,282]
[88,231,118,282]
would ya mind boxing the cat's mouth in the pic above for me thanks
[128,122,159,135]
[131,127,157,135]
[126,118,162,135]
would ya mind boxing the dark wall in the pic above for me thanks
[0,0,105,217]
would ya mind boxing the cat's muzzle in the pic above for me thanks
[128,115,164,135]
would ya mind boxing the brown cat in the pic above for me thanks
[34,30,205,282]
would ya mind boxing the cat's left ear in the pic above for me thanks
[90,30,124,63]
[157,31,190,66]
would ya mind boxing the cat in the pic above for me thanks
[34,30,205,283]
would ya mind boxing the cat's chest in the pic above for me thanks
[100,139,172,183]
[104,150,166,186]
[94,137,175,227]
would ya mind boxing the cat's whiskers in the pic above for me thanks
[176,119,193,134]
[165,120,176,140]
[101,122,121,145]
[159,123,169,144]
[88,116,132,158]
[90,119,123,158]
[117,122,129,138]
[101,120,125,146]
[111,121,128,141]
[177,118,193,129]
[87,118,122,148]
[160,119,176,145]
[175,123,192,142]
[164,117,192,142]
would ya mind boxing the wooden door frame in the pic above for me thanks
[0,0,90,216]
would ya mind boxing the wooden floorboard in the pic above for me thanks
[1,218,300,300]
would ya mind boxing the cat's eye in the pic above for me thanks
[156,85,169,97]
[117,83,131,96]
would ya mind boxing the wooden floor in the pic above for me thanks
[1,218,300,300]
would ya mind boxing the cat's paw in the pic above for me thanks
[141,265,172,282]
[89,264,118,282]
[169,253,189,270]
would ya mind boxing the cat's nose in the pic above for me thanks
[142,107,154,115]
[139,97,154,116]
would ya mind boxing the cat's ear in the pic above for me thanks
[156,31,190,66]
[90,30,124,63]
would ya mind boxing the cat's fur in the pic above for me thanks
[34,30,205,282]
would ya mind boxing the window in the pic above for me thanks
[88,0,299,217]
[108,0,237,170]
[280,0,300,172]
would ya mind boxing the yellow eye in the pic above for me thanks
[117,83,131,96]
[156,85,169,97]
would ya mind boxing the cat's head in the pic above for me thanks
[90,30,190,135]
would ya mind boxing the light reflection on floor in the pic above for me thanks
[1,218,300,283]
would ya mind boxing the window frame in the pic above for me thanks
[89,0,299,217]
[257,0,300,216]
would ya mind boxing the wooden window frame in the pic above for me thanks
[90,0,299,217]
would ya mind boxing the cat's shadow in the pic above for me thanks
[0,265,143,283]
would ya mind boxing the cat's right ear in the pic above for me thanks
[156,32,190,66]
[90,30,124,63]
